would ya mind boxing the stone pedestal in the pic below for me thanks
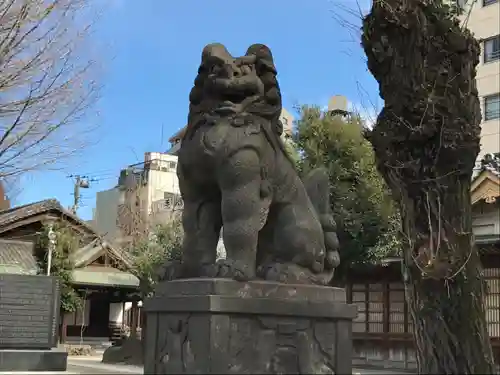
[143,279,356,374]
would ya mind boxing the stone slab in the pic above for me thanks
[144,278,356,374]
[0,274,60,350]
[0,349,68,372]
[153,278,347,302]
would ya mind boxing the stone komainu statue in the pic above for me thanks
[164,43,340,285]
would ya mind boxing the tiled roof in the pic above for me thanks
[71,238,134,270]
[0,199,95,234]
[0,236,135,279]
[472,165,500,181]
[0,199,136,276]
[0,239,37,274]
[484,165,500,177]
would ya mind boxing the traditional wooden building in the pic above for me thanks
[0,199,141,346]
[346,167,500,370]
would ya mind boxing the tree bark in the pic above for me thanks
[399,181,495,373]
[361,0,496,373]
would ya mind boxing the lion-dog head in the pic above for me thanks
[186,43,284,139]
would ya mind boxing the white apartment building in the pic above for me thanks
[92,152,181,240]
[459,0,500,262]
[461,0,500,160]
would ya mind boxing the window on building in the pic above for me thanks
[483,0,498,6]
[388,283,406,333]
[485,94,500,121]
[169,161,177,170]
[367,284,384,333]
[484,268,500,337]
[351,284,367,333]
[484,36,500,63]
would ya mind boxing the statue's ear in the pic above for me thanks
[246,44,276,74]
[201,43,232,66]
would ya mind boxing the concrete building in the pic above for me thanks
[280,108,294,138]
[461,0,500,161]
[93,188,122,240]
[92,152,181,241]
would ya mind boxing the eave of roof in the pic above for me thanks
[0,199,97,236]
[471,169,500,205]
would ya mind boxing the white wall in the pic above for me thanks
[109,302,124,324]
[279,108,294,137]
[473,201,500,236]
[460,1,500,160]
[93,187,121,240]
[145,152,180,213]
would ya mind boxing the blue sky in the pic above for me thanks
[16,0,379,220]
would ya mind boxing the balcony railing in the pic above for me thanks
[151,196,184,213]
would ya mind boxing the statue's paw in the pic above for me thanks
[257,262,332,286]
[205,259,255,281]
[156,260,185,282]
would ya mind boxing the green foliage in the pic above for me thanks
[295,106,401,278]
[127,218,183,297]
[35,223,81,312]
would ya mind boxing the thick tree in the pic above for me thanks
[361,0,495,373]
[295,106,399,280]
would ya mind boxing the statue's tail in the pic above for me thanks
[303,168,340,272]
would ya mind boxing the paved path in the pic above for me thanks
[353,368,412,375]
[0,357,141,375]
[67,357,142,374]
[0,356,411,375]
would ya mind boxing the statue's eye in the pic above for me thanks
[209,65,220,74]
[255,60,266,75]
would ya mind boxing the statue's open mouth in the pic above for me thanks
[221,93,248,104]
[211,77,264,114]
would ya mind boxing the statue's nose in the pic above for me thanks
[222,63,242,78]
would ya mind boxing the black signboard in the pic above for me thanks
[0,274,60,350]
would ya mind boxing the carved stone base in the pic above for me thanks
[143,279,356,374]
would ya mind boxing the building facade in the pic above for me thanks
[92,152,181,241]
[93,188,121,240]
[461,0,500,160]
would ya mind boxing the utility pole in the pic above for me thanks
[46,223,56,276]
[68,175,91,214]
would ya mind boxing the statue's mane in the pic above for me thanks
[186,43,283,140]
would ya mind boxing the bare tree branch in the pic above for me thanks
[0,0,101,179]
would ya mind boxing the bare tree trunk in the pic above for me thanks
[361,0,496,373]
